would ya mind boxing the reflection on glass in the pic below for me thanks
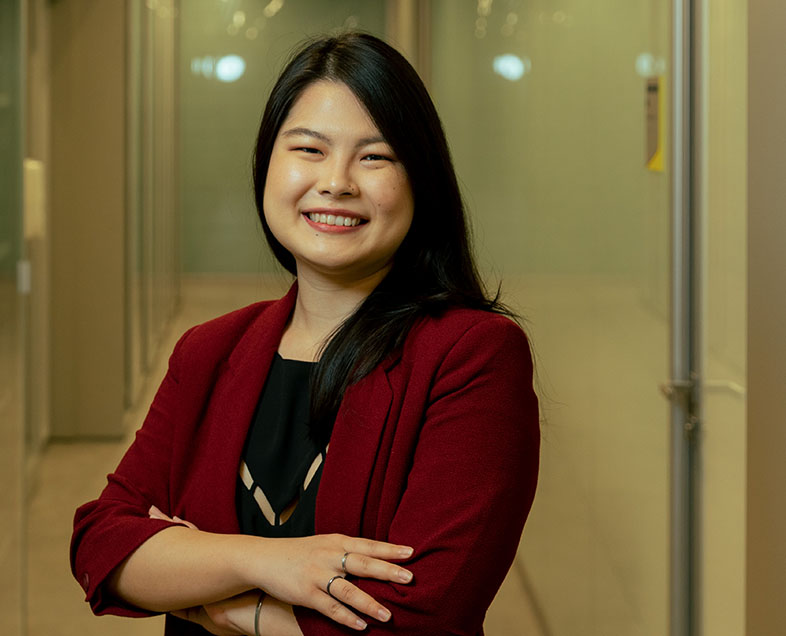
[493,54,531,81]
[263,0,285,19]
[190,55,246,83]
[635,52,667,77]
[216,55,246,82]
[477,0,493,17]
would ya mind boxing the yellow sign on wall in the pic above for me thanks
[646,76,665,172]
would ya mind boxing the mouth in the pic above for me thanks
[303,210,368,229]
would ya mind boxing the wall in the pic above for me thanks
[24,0,52,458]
[0,0,23,275]
[431,0,669,284]
[747,0,786,632]
[0,3,25,634]
[126,0,180,408]
[49,0,127,437]
[701,0,747,633]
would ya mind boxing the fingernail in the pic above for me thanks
[398,569,413,583]
[355,618,367,630]
[399,547,413,558]
[377,607,391,621]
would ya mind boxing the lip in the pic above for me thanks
[302,208,368,233]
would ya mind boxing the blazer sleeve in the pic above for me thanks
[70,327,197,617]
[296,316,540,635]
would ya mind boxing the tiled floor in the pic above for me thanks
[25,275,544,636]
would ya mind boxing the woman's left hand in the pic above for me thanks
[149,504,199,529]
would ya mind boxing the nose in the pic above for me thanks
[318,159,357,197]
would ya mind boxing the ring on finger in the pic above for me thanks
[341,552,350,574]
[326,575,345,599]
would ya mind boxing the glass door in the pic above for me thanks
[430,2,671,634]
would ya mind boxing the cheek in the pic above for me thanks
[386,181,415,228]
[263,170,310,228]
[370,173,414,214]
[267,161,303,195]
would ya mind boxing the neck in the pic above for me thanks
[279,267,388,361]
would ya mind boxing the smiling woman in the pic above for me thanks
[71,32,540,636]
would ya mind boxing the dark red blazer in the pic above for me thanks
[71,285,540,635]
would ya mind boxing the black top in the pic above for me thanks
[236,353,325,538]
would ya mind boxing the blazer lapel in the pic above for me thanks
[197,285,297,533]
[315,361,395,537]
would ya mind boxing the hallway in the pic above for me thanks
[6,1,785,634]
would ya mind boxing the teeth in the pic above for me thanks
[308,212,361,227]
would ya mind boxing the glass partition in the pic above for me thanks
[430,2,671,634]
[126,0,181,405]
[0,0,25,634]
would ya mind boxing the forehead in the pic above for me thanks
[281,81,381,136]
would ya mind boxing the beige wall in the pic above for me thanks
[747,0,786,632]
[701,1,747,634]
[49,1,126,437]
[24,0,52,455]
[431,0,670,286]
[0,0,24,631]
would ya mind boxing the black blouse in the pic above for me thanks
[236,353,326,538]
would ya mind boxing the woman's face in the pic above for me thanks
[263,81,414,284]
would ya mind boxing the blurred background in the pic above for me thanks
[2,1,783,635]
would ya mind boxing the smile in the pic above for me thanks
[306,212,365,227]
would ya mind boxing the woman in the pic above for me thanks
[71,32,539,635]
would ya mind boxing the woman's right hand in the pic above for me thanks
[147,507,413,630]
[244,534,414,631]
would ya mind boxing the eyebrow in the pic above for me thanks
[280,127,387,148]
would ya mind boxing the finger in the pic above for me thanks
[343,552,413,584]
[172,606,229,636]
[313,590,369,631]
[171,606,203,624]
[328,577,393,624]
[149,505,168,520]
[343,537,414,560]
[172,515,199,530]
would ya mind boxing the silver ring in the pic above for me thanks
[341,552,350,574]
[326,575,345,598]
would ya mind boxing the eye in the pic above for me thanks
[296,147,322,155]
[362,153,391,162]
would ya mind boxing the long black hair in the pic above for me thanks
[253,32,512,444]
